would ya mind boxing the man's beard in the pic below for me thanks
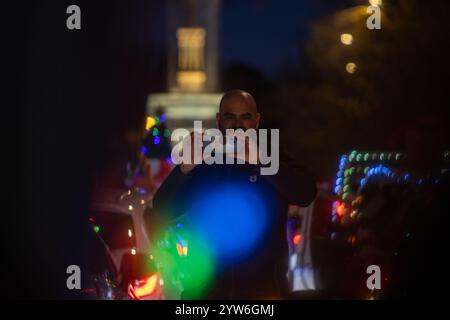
[218,124,246,135]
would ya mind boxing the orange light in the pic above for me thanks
[176,243,183,256]
[336,203,346,217]
[293,234,302,245]
[176,243,188,256]
[130,274,158,299]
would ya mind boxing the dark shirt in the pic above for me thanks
[151,154,317,299]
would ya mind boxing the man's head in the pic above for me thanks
[216,90,261,133]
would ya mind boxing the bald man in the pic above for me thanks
[150,90,317,299]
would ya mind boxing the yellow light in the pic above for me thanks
[128,205,133,211]
[146,116,156,131]
[340,33,353,45]
[176,243,188,256]
[369,0,382,7]
[176,71,206,92]
[346,62,357,74]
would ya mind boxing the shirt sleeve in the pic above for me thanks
[149,165,192,222]
[263,151,317,207]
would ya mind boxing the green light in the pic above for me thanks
[342,192,349,200]
[364,167,369,174]
[364,153,369,161]
[152,127,159,136]
[387,153,393,160]
[356,153,362,162]
[152,228,216,299]
[93,225,100,233]
[164,128,171,137]
[395,153,401,161]
[344,177,350,185]
[380,153,385,161]
[343,185,350,192]
[155,116,160,125]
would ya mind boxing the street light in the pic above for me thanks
[369,0,382,7]
[340,33,353,45]
[346,62,357,74]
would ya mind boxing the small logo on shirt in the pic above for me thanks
[249,175,258,183]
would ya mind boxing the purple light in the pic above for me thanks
[154,136,161,145]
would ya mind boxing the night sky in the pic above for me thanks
[220,0,355,78]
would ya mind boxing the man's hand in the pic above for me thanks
[231,133,260,165]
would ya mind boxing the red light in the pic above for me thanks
[293,234,302,245]
[128,273,159,299]
[336,203,346,217]
[81,288,95,293]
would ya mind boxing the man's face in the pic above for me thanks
[216,97,261,133]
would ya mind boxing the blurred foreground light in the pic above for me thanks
[369,0,382,7]
[346,62,357,74]
[146,116,156,130]
[190,183,269,261]
[152,229,216,299]
[340,33,353,45]
[131,248,136,255]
